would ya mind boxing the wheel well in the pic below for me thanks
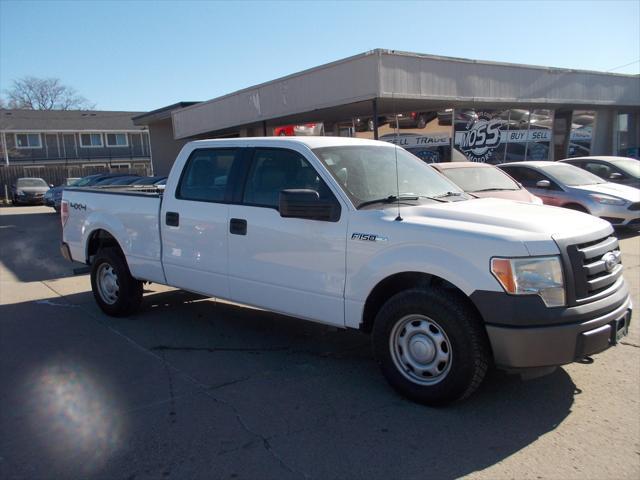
[86,229,123,264]
[360,272,478,333]
[563,203,589,213]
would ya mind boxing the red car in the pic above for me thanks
[274,123,323,136]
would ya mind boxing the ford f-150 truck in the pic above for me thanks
[61,137,632,405]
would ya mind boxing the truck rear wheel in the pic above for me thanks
[90,247,142,317]
[372,288,490,405]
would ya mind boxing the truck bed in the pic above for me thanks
[63,186,166,284]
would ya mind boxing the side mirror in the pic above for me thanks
[535,180,551,188]
[609,172,623,180]
[279,189,340,222]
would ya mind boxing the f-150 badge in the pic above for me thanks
[351,232,388,242]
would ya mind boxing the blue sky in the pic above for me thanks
[1,0,638,111]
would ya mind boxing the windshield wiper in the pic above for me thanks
[471,188,518,192]
[357,195,420,209]
[431,191,465,199]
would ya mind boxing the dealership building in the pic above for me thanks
[133,49,640,175]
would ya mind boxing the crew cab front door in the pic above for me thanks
[161,147,244,298]
[227,147,348,326]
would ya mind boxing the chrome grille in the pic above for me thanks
[567,235,623,301]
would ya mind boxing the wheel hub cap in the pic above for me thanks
[389,315,452,386]
[408,334,436,363]
[96,263,119,305]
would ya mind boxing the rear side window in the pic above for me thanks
[243,148,334,208]
[582,162,613,179]
[502,166,548,188]
[177,148,239,202]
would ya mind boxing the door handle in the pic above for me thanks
[230,218,247,235]
[166,211,179,227]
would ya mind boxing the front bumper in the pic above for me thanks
[15,195,45,205]
[588,201,640,227]
[472,283,632,368]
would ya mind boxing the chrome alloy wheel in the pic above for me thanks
[96,263,119,305]
[389,315,452,385]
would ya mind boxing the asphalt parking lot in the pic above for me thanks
[1,205,639,480]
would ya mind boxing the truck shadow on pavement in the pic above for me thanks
[1,287,579,479]
[0,210,73,283]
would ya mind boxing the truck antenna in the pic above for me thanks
[393,93,402,221]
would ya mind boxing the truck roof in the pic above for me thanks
[187,136,394,150]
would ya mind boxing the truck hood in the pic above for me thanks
[570,182,640,202]
[400,197,610,237]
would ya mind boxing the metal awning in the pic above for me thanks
[172,49,640,139]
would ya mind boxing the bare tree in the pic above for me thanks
[4,77,95,110]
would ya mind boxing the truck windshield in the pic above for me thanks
[313,145,465,208]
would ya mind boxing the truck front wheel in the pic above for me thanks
[90,247,142,317]
[372,288,490,405]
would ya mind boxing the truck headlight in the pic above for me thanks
[589,194,626,206]
[491,256,565,307]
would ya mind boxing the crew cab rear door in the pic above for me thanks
[227,146,348,326]
[160,147,245,298]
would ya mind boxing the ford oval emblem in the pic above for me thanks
[602,251,621,273]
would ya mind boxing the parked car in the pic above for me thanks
[274,123,323,136]
[11,177,51,205]
[62,137,632,405]
[130,176,168,186]
[431,162,542,204]
[437,109,478,126]
[559,156,640,188]
[50,173,134,212]
[93,175,141,186]
[498,161,640,228]
[395,112,437,129]
[354,116,389,132]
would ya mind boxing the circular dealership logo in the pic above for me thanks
[458,111,504,162]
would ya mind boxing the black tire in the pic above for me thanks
[564,203,589,214]
[90,247,142,317]
[372,288,490,406]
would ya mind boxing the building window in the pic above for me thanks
[15,133,42,148]
[110,163,131,171]
[80,133,103,147]
[568,110,594,158]
[106,133,128,147]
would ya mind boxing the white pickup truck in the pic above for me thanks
[61,137,632,405]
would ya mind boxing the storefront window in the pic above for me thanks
[376,110,454,163]
[616,112,639,159]
[526,109,552,160]
[454,109,507,164]
[568,110,594,157]
[453,108,553,163]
